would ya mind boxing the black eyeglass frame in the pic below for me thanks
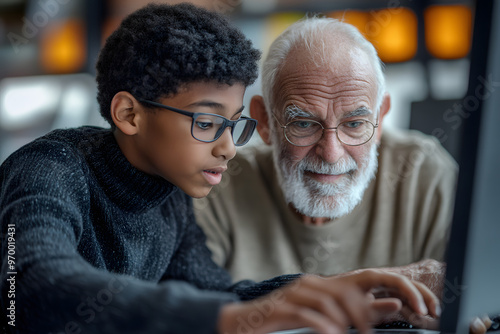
[138,99,257,146]
[272,113,379,147]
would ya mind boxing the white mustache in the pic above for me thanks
[298,157,358,176]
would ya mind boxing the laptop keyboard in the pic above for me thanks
[375,315,500,332]
[376,321,416,329]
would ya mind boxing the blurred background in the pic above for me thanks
[0,0,476,163]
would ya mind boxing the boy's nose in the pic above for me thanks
[213,127,236,160]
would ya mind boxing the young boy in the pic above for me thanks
[0,3,439,334]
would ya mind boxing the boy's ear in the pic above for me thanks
[250,95,271,145]
[110,92,142,135]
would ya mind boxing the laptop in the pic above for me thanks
[272,1,500,333]
[438,0,500,332]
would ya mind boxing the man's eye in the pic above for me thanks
[291,120,315,129]
[344,120,364,129]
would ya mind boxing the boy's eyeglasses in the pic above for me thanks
[138,99,257,146]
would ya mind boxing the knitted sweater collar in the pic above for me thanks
[83,128,177,213]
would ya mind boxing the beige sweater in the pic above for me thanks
[194,130,458,282]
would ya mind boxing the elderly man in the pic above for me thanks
[195,16,456,282]
[195,16,459,321]
[194,17,498,333]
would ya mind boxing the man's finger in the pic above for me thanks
[411,281,441,318]
[400,305,440,330]
[349,270,429,316]
[370,298,402,324]
[470,316,491,334]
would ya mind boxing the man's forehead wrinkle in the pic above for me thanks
[278,75,372,97]
[274,53,378,112]
[280,81,375,109]
[277,62,374,86]
[277,72,336,91]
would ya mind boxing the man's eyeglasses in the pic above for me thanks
[139,99,257,146]
[273,114,378,147]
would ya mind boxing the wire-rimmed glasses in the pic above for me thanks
[273,114,378,147]
[139,99,257,146]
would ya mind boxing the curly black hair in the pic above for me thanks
[96,3,261,126]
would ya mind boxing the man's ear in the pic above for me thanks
[250,95,271,145]
[110,92,142,135]
[376,93,391,142]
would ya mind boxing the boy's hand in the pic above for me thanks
[218,274,374,334]
[217,270,440,334]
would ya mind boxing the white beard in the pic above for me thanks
[272,140,378,219]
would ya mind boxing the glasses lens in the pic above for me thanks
[192,114,225,142]
[232,118,257,146]
[338,120,374,145]
[285,120,323,146]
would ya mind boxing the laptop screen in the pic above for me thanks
[439,1,500,333]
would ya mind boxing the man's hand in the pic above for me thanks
[334,260,492,334]
[470,316,493,334]
[371,259,446,298]
[217,270,440,334]
[364,260,492,333]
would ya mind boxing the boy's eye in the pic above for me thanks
[195,120,213,130]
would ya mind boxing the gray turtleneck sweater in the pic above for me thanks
[0,127,298,334]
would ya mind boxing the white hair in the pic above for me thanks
[261,16,386,126]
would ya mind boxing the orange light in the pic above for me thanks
[328,10,370,37]
[366,8,418,63]
[40,19,86,73]
[424,5,472,59]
